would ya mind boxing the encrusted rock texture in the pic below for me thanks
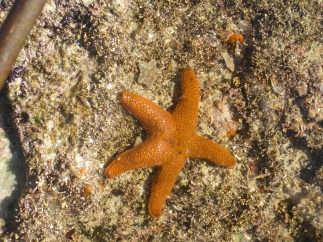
[0,0,323,241]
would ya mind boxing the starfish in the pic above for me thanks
[105,68,236,218]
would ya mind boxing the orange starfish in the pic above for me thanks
[105,68,236,218]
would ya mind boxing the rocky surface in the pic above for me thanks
[0,112,25,234]
[0,0,323,240]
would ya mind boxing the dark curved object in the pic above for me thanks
[0,0,47,91]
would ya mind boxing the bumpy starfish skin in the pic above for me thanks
[105,68,236,218]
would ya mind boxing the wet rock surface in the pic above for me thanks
[0,0,323,240]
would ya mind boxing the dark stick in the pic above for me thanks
[0,0,47,90]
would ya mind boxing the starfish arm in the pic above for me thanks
[148,161,183,218]
[180,68,200,103]
[172,68,200,125]
[119,91,174,135]
[189,135,236,167]
[105,138,172,178]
